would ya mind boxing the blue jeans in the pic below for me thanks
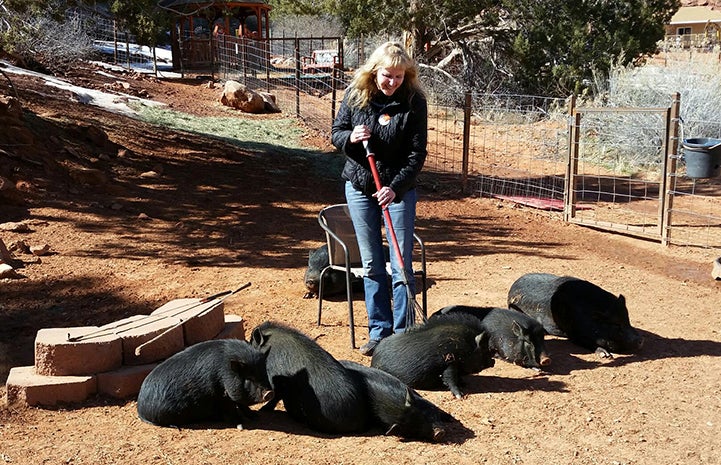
[345,181,417,341]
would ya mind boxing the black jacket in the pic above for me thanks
[331,87,427,201]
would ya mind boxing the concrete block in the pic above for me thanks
[151,298,226,345]
[115,314,184,366]
[5,366,97,407]
[215,314,246,340]
[34,327,123,376]
[97,363,157,399]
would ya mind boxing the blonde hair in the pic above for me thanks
[347,41,423,108]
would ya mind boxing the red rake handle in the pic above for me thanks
[363,141,407,272]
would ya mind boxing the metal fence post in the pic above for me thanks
[113,20,118,64]
[564,95,579,222]
[125,33,130,69]
[461,91,472,193]
[331,38,342,124]
[294,37,300,118]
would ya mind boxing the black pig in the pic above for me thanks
[136,339,274,427]
[340,360,452,442]
[507,273,644,356]
[303,244,389,298]
[431,305,551,369]
[303,244,357,298]
[370,315,494,399]
[250,321,369,433]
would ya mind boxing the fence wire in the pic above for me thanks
[668,117,721,248]
[568,107,669,240]
[85,24,721,251]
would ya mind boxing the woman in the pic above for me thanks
[331,41,428,356]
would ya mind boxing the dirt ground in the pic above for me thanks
[1,61,720,465]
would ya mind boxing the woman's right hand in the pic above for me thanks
[350,125,370,144]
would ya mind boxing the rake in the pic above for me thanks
[363,140,426,326]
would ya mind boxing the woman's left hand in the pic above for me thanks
[373,186,396,208]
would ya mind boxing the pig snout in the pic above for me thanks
[539,353,552,366]
[304,279,319,294]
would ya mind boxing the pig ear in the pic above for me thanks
[250,327,266,346]
[404,387,413,407]
[618,294,626,306]
[229,360,246,373]
[511,320,523,337]
[475,331,489,347]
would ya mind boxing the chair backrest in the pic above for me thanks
[319,204,362,267]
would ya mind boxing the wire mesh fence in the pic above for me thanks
[79,11,173,73]
[566,106,670,240]
[215,36,346,135]
[83,23,721,251]
[668,117,721,248]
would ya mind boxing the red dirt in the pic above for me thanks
[1,61,719,465]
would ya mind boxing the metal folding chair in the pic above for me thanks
[317,203,427,348]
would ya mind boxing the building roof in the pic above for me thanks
[158,0,270,11]
[669,6,721,24]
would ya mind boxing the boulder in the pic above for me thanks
[258,91,281,113]
[220,80,270,114]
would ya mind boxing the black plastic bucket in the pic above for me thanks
[681,138,721,179]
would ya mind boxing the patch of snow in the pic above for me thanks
[1,60,167,116]
[92,41,175,74]
[89,60,182,79]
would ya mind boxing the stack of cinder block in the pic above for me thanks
[5,297,246,407]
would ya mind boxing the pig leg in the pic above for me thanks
[440,364,465,399]
[594,346,613,358]
[222,380,258,423]
[260,396,281,411]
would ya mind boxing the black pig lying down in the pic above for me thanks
[250,321,369,434]
[430,305,551,369]
[136,339,274,428]
[303,244,388,299]
[507,272,644,357]
[370,314,495,399]
[303,244,357,299]
[340,360,454,442]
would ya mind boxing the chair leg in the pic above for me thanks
[421,271,428,320]
[413,270,428,321]
[317,267,329,326]
[345,272,355,349]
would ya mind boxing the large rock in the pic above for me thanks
[258,91,281,113]
[220,80,265,113]
[220,80,279,114]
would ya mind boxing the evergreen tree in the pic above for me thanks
[503,0,680,95]
[272,0,679,95]
[109,0,168,48]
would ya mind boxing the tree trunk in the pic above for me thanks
[402,0,423,58]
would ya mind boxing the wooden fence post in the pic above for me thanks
[661,92,681,246]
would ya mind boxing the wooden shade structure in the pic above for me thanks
[159,0,271,70]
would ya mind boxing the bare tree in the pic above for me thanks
[0,4,97,72]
